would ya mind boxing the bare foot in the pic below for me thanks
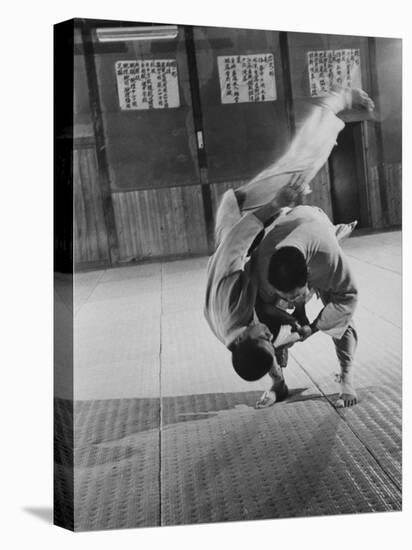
[255,381,289,409]
[335,373,358,408]
[255,390,277,409]
[351,88,375,112]
[335,220,358,242]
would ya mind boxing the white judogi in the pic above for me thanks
[204,91,351,348]
[204,190,264,347]
[256,205,358,339]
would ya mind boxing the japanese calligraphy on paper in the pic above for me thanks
[307,49,362,97]
[217,54,277,104]
[115,59,180,110]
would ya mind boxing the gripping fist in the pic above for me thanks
[276,173,311,208]
[297,325,312,341]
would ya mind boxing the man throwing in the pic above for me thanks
[204,86,374,407]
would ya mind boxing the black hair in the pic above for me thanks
[268,246,308,292]
[231,339,273,381]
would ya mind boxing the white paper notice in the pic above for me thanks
[217,54,277,104]
[115,59,180,110]
[307,49,362,97]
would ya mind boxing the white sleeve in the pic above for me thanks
[213,213,264,279]
[239,92,346,211]
[273,325,301,347]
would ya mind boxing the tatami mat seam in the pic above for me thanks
[159,263,164,527]
[290,351,402,494]
[358,303,401,330]
[345,252,401,275]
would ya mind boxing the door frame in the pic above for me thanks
[328,120,371,228]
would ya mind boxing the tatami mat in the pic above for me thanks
[161,396,400,525]
[73,398,160,531]
[60,230,401,530]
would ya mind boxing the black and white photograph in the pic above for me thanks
[52,15,403,532]
[2,0,411,546]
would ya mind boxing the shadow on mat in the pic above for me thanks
[55,388,334,444]
[262,410,342,518]
[283,387,322,403]
[162,408,343,524]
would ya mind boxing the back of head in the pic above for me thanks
[231,338,273,381]
[268,246,307,292]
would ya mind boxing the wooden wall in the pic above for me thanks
[73,146,110,266]
[73,28,111,268]
[386,163,402,226]
[367,163,401,228]
[72,23,402,270]
[375,38,402,165]
[193,27,291,182]
[374,37,402,228]
[112,186,208,261]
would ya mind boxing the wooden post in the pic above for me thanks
[368,37,389,227]
[279,31,295,136]
[80,20,120,265]
[184,25,215,253]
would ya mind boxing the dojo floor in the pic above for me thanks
[54,229,402,530]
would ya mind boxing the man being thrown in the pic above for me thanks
[204,188,303,404]
[204,86,374,407]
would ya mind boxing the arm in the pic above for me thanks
[310,251,358,338]
[261,305,300,328]
[313,288,358,336]
[238,88,374,212]
[278,88,374,178]
[238,91,346,211]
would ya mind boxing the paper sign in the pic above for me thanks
[217,54,277,104]
[115,59,180,110]
[307,49,362,97]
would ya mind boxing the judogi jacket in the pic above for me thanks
[256,206,358,339]
[204,190,264,347]
[204,91,355,346]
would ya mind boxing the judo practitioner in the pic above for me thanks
[204,188,303,402]
[255,206,359,408]
[204,86,374,406]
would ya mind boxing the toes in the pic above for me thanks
[353,90,374,112]
[336,395,358,408]
[255,400,274,409]
[361,95,375,111]
[255,391,277,409]
[366,98,375,111]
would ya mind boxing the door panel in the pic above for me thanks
[329,123,369,227]
[193,27,291,183]
[94,29,200,190]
